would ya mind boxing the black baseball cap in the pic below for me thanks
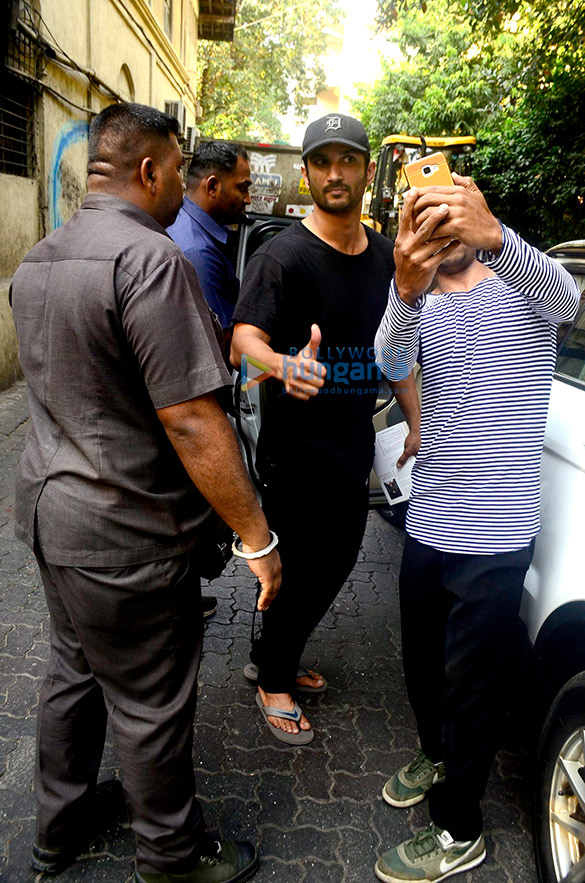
[302,113,370,161]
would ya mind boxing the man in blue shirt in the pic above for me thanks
[168,141,252,620]
[168,141,252,331]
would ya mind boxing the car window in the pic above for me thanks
[572,274,585,294]
[556,274,585,346]
[236,217,295,279]
[556,297,585,385]
[244,221,291,262]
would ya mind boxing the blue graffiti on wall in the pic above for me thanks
[48,119,89,231]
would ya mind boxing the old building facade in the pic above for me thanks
[0,0,234,388]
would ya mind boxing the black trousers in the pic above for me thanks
[34,539,206,874]
[399,534,534,841]
[251,465,369,693]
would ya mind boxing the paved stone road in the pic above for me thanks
[0,381,538,882]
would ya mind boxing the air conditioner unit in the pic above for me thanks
[184,126,199,154]
[164,100,186,135]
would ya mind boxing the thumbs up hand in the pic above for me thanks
[282,324,326,400]
[306,323,321,361]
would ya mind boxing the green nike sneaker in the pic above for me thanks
[375,823,486,882]
[382,750,446,807]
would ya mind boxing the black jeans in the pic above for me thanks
[251,464,369,693]
[399,534,534,841]
[34,539,206,874]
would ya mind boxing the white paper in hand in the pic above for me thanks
[373,422,415,506]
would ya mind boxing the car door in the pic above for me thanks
[522,258,585,643]
[520,256,585,883]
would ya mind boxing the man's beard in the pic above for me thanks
[438,244,476,275]
[310,181,365,215]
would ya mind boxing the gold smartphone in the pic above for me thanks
[404,152,454,189]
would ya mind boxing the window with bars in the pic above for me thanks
[0,75,35,177]
[4,12,38,80]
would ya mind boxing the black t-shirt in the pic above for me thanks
[233,221,395,484]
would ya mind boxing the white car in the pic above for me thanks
[520,241,585,883]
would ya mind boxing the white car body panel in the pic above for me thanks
[521,378,585,644]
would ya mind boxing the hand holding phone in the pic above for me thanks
[405,152,453,189]
[406,169,503,254]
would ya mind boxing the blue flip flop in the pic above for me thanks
[255,692,314,745]
[243,663,328,693]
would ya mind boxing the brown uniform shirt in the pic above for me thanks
[11,193,231,566]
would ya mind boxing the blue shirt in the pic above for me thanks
[167,197,239,328]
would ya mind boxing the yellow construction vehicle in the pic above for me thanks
[366,134,477,239]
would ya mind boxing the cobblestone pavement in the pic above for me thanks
[0,380,538,883]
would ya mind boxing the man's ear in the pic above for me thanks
[301,164,310,190]
[205,174,221,197]
[366,159,376,186]
[138,157,157,194]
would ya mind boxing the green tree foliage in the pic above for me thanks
[376,0,583,47]
[470,0,585,246]
[197,0,339,141]
[472,70,585,248]
[368,0,585,246]
[353,0,516,153]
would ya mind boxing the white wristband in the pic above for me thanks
[232,530,279,559]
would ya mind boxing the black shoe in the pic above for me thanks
[32,778,127,874]
[32,842,76,875]
[202,595,218,618]
[134,839,259,883]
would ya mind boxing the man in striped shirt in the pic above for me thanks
[373,175,579,883]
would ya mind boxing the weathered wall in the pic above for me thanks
[0,177,39,278]
[38,0,199,235]
[0,0,200,389]
[0,283,22,391]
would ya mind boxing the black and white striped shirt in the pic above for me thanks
[375,225,580,554]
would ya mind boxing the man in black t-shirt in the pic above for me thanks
[230,114,397,744]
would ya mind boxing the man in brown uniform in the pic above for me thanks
[10,103,280,883]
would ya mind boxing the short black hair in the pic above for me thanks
[187,140,248,188]
[87,102,180,178]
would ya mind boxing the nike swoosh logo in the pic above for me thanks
[439,855,464,873]
[439,842,480,874]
